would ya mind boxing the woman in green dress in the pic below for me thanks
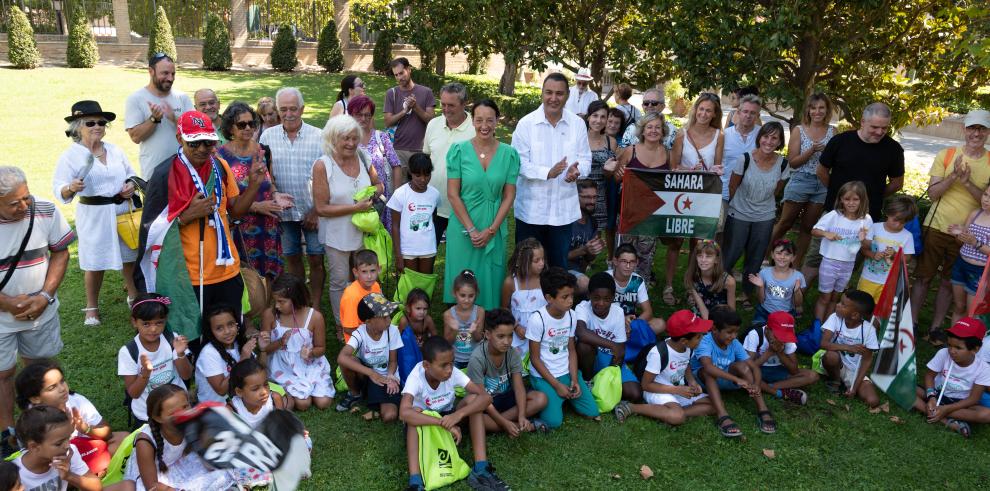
[444,100,520,309]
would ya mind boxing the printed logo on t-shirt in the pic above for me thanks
[424,390,455,411]
[148,361,176,393]
[665,359,690,386]
[767,282,789,299]
[546,328,570,355]
[362,344,389,371]
[406,202,434,232]
[26,477,60,491]
[939,369,975,396]
[484,373,510,395]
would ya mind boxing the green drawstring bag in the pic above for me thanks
[364,225,392,276]
[101,425,146,485]
[454,367,470,399]
[352,186,381,233]
[811,349,827,375]
[335,365,349,393]
[418,410,470,490]
[391,269,440,324]
[591,365,622,412]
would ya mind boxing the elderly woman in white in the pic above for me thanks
[312,115,384,333]
[52,101,139,326]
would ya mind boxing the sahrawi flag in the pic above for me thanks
[869,248,916,410]
[968,260,990,324]
[619,169,722,239]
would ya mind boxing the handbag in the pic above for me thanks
[0,199,35,292]
[116,198,142,250]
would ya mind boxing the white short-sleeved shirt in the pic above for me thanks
[14,444,89,491]
[574,300,626,355]
[386,183,441,256]
[124,87,193,179]
[822,314,879,374]
[346,325,403,376]
[645,341,693,387]
[525,308,575,379]
[117,334,187,421]
[402,361,471,412]
[743,326,797,367]
[195,343,241,403]
[814,210,873,262]
[927,348,990,400]
[861,222,915,284]
[65,393,103,439]
[977,336,990,366]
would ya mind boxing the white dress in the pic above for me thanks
[680,129,720,171]
[509,276,547,354]
[268,308,336,399]
[124,426,237,491]
[52,141,138,271]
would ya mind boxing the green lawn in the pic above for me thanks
[0,67,986,490]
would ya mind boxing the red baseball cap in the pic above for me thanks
[767,311,797,343]
[667,310,712,337]
[948,317,987,340]
[177,110,219,142]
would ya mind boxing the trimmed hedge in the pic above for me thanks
[147,6,177,62]
[317,20,344,72]
[270,25,297,72]
[202,12,231,71]
[371,31,393,75]
[66,9,99,68]
[6,6,41,69]
[411,71,542,123]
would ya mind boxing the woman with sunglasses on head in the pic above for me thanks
[329,75,367,120]
[53,100,140,326]
[217,102,292,281]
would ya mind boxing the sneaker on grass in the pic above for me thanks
[781,388,808,405]
[335,392,361,412]
[468,465,510,491]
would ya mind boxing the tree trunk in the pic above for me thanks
[500,58,519,96]
[435,50,446,77]
[419,48,434,73]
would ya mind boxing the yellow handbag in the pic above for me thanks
[116,200,142,249]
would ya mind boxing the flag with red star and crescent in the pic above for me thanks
[870,248,916,410]
[618,169,722,239]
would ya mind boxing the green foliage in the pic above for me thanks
[130,0,230,39]
[256,0,334,40]
[147,6,178,63]
[201,13,232,71]
[466,47,488,75]
[412,71,542,122]
[664,79,686,104]
[66,7,99,68]
[317,19,345,72]
[5,6,41,69]
[461,0,555,95]
[372,31,394,74]
[270,25,298,72]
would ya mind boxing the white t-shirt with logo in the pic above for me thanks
[526,307,575,379]
[814,210,873,262]
[743,327,797,367]
[821,314,879,375]
[65,393,103,439]
[117,334,187,421]
[386,183,441,256]
[14,444,89,491]
[346,325,403,376]
[574,300,626,355]
[645,341,693,387]
[402,361,471,412]
[195,343,241,403]
[861,222,915,284]
[927,348,990,400]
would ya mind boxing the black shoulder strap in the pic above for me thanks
[0,200,35,292]
[659,340,669,373]
[779,157,789,173]
[537,311,546,342]
[742,152,751,175]
[127,331,175,363]
[758,326,766,353]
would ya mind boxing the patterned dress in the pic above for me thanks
[589,136,615,229]
[267,308,335,399]
[217,145,283,280]
[361,129,402,231]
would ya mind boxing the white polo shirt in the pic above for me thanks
[422,112,475,218]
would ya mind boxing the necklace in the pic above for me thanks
[475,139,496,160]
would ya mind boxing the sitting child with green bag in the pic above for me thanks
[400,336,509,491]
[576,272,641,402]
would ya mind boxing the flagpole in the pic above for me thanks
[935,362,953,408]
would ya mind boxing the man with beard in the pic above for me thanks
[125,53,194,179]
[567,180,606,296]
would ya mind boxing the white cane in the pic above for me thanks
[199,217,206,317]
[934,361,953,409]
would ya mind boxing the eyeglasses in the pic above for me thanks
[642,100,664,107]
[187,140,217,149]
[84,120,108,127]
[235,121,258,130]
[354,83,366,88]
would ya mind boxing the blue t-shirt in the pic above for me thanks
[758,267,805,313]
[691,332,749,372]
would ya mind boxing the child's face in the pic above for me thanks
[274,294,294,314]
[486,324,514,354]
[589,287,614,318]
[713,325,739,347]
[771,247,794,268]
[154,392,191,428]
[840,191,861,215]
[131,315,167,344]
[947,336,977,365]
[424,349,455,383]
[834,295,862,324]
[408,299,429,321]
[409,171,431,192]
[685,332,705,350]
[209,313,239,348]
[884,214,907,233]
[529,248,546,275]
[981,186,990,210]
[613,252,637,278]
[235,371,271,408]
[353,263,380,289]
[455,285,477,310]
[31,369,69,409]
[29,421,73,461]
[365,316,391,337]
[696,250,717,272]
[545,286,575,313]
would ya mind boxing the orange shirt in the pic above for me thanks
[340,280,382,341]
[177,158,242,286]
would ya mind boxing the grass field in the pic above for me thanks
[0,66,986,490]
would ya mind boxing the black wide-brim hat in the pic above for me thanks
[65,100,116,122]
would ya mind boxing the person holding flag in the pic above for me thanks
[135,111,266,338]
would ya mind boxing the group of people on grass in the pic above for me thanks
[1,51,990,490]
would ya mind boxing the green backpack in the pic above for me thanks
[417,410,470,490]
[100,425,146,485]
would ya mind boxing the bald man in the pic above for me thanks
[194,88,223,143]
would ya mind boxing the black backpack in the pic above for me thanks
[632,339,692,382]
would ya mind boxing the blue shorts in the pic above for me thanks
[280,221,324,256]
[693,368,741,391]
[760,365,792,384]
[782,171,827,204]
[951,257,984,295]
[593,350,638,383]
[980,392,990,408]
[491,390,518,413]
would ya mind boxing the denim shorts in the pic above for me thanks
[280,221,324,256]
[760,365,792,384]
[951,257,984,295]
[783,172,827,204]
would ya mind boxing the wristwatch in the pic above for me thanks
[150,115,161,124]
[37,291,55,305]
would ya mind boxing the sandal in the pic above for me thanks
[662,286,676,306]
[945,417,971,438]
[81,307,100,327]
[613,401,633,423]
[757,410,777,434]
[531,418,550,434]
[716,415,743,438]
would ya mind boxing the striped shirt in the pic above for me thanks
[260,123,323,222]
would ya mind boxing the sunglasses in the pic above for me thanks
[187,140,217,149]
[235,121,258,130]
[354,82,366,88]
[84,120,108,127]
[149,52,172,65]
[643,100,665,107]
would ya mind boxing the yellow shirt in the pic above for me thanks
[924,146,990,233]
[422,112,475,218]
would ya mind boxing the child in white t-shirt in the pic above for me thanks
[857,196,916,301]
[812,180,872,322]
[820,290,880,408]
[913,317,990,437]
[13,405,110,491]
[336,293,404,421]
[228,358,292,427]
[196,304,258,404]
[743,312,819,406]
[387,153,441,275]
[575,272,639,401]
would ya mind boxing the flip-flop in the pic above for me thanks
[531,418,550,433]
[757,410,777,434]
[946,418,971,438]
[716,415,743,438]
[662,286,677,305]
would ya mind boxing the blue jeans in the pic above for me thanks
[515,219,573,269]
[280,221,324,256]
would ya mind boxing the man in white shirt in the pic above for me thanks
[565,68,599,118]
[125,53,194,179]
[422,82,475,245]
[720,94,762,203]
[512,73,592,268]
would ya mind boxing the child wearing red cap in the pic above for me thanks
[613,310,713,426]
[820,290,881,408]
[743,311,819,405]
[913,317,990,438]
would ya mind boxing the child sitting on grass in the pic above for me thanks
[528,268,601,429]
[339,249,383,343]
[609,244,666,335]
[819,289,881,408]
[743,311,818,405]
[397,288,436,347]
[576,271,640,401]
[11,406,104,491]
[336,293,404,421]
[400,336,507,491]
[913,317,990,438]
[614,310,713,425]
[468,308,549,435]
[228,358,292,427]
[691,307,776,438]
[748,239,804,325]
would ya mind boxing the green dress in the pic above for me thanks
[443,140,520,310]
